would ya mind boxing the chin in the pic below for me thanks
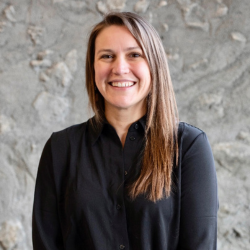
[108,100,134,110]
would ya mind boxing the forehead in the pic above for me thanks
[95,25,140,49]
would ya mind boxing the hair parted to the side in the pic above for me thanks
[85,12,179,202]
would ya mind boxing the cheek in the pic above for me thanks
[94,64,108,82]
[137,63,151,79]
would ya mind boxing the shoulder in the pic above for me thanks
[178,122,204,139]
[178,122,210,157]
[51,120,89,142]
[48,119,91,154]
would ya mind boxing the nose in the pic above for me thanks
[112,56,130,75]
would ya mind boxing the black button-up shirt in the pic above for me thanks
[33,116,218,250]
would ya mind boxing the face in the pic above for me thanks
[94,25,151,114]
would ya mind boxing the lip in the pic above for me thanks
[108,79,136,87]
[108,79,136,83]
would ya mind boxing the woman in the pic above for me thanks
[33,12,218,250]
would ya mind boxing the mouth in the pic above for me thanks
[109,82,136,87]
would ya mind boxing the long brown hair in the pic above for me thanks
[86,12,179,202]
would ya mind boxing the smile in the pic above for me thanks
[110,82,135,87]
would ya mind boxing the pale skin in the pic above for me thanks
[94,25,152,146]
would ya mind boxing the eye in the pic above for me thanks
[130,53,141,58]
[100,54,113,59]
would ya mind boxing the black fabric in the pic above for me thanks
[32,116,218,250]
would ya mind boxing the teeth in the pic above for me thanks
[111,82,134,87]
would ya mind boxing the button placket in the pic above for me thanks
[109,129,129,250]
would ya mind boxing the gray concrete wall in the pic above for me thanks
[0,0,249,249]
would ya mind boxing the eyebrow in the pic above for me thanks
[96,46,141,55]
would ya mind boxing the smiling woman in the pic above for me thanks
[32,12,218,250]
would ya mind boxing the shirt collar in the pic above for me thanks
[89,115,147,146]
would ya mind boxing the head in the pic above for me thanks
[86,12,176,128]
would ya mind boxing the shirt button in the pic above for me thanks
[134,123,139,129]
[129,136,136,141]
[124,171,128,176]
[116,204,121,210]
[120,245,125,249]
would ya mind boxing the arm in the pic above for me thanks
[179,132,218,249]
[32,137,64,249]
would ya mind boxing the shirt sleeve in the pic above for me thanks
[178,131,218,249]
[32,136,64,249]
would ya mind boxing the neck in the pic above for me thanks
[105,105,146,147]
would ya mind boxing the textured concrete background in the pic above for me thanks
[0,0,249,249]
